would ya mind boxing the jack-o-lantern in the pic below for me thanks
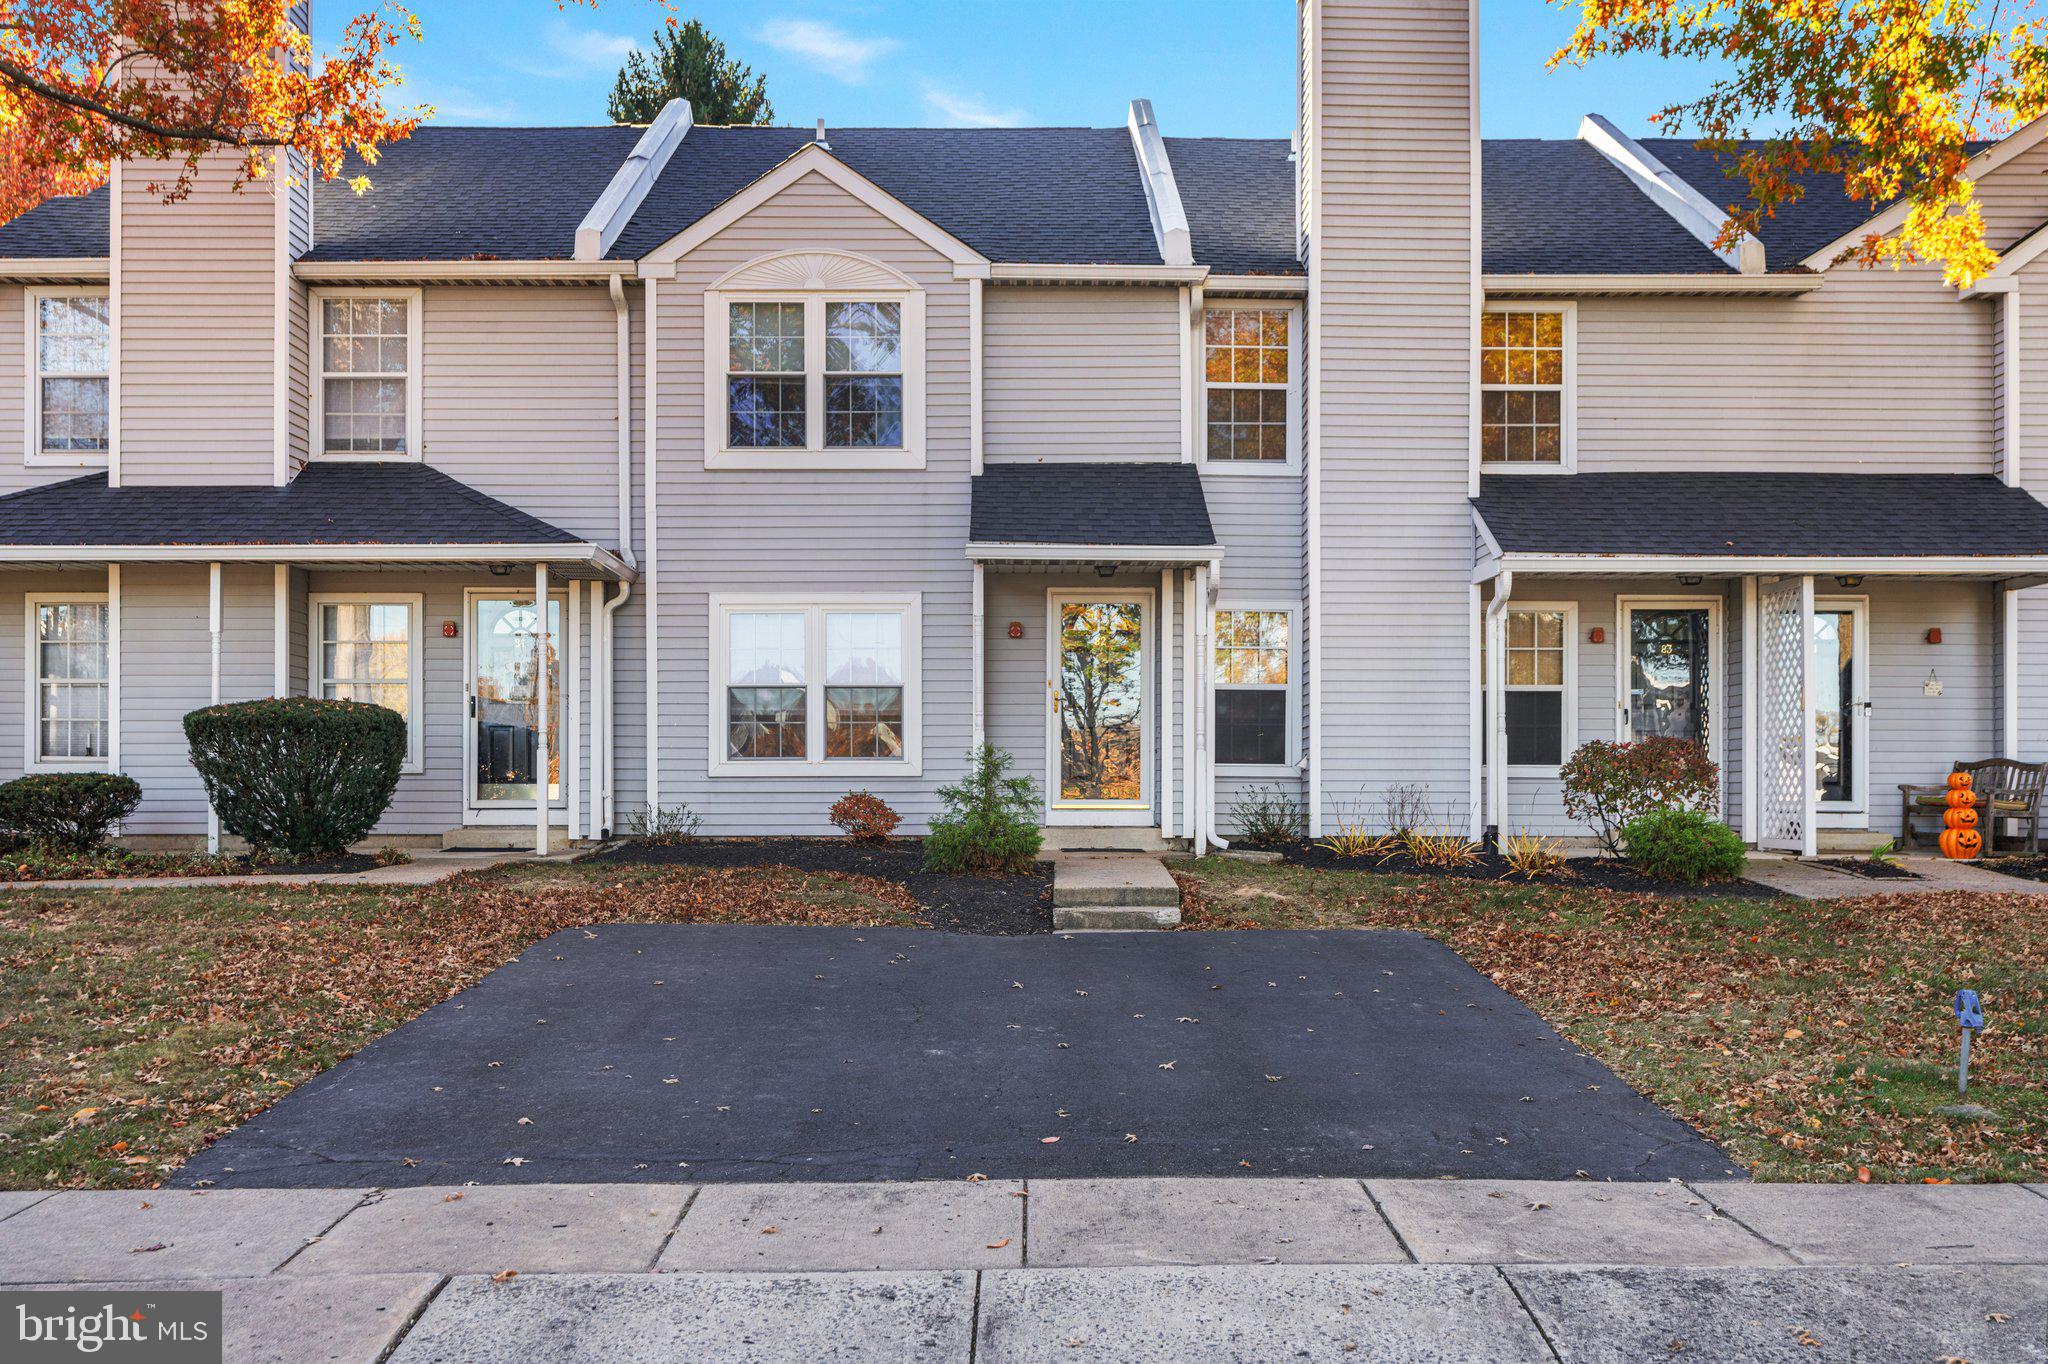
[1948,771,1975,791]
[1945,806,1981,830]
[1941,827,1984,860]
[1947,787,1979,809]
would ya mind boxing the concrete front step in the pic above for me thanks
[1054,905,1183,930]
[442,825,572,853]
[1048,852,1181,929]
[1040,827,1189,854]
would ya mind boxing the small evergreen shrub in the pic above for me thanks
[183,698,404,860]
[925,744,1042,875]
[1620,809,1747,884]
[829,791,902,843]
[1560,738,1721,856]
[1233,784,1304,848]
[629,804,703,845]
[0,772,142,850]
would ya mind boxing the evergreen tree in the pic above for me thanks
[608,20,773,126]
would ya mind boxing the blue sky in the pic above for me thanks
[333,2,1719,138]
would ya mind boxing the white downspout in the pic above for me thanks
[1181,566,1197,842]
[608,276,635,558]
[601,580,631,838]
[207,561,222,853]
[970,562,985,750]
[643,274,660,815]
[567,583,581,843]
[1159,567,1174,840]
[535,561,550,857]
[1483,569,1513,843]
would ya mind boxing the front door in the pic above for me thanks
[1814,598,1870,821]
[465,591,565,820]
[1618,597,1724,813]
[1047,591,1152,825]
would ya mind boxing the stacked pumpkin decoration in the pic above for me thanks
[1940,771,1984,860]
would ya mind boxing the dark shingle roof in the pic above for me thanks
[970,462,1217,547]
[0,463,583,547]
[1475,472,2048,558]
[1483,140,1731,275]
[609,125,1164,264]
[0,184,109,258]
[306,125,646,262]
[1166,137,1301,276]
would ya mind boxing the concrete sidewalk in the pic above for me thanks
[1744,849,2048,898]
[3,1178,2046,1361]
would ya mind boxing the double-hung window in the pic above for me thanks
[1202,305,1299,469]
[1479,305,1573,469]
[314,290,421,458]
[311,595,424,771]
[713,596,922,774]
[27,288,110,465]
[1492,604,1576,769]
[28,595,110,768]
[1214,607,1296,769]
[706,254,926,470]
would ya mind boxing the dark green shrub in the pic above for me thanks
[925,744,1042,875]
[183,698,405,859]
[1560,738,1721,856]
[1234,784,1304,848]
[0,772,142,849]
[1620,809,1747,884]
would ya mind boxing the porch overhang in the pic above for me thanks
[0,541,634,578]
[968,461,1221,570]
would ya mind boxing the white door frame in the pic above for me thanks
[463,586,570,825]
[1615,594,1727,809]
[1815,595,1871,826]
[1045,586,1156,827]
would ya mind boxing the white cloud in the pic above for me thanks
[759,18,900,83]
[407,79,519,124]
[921,85,1028,129]
[508,18,638,81]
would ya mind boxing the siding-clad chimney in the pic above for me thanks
[1298,0,1478,832]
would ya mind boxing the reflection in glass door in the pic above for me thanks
[1053,597,1146,808]
[1814,602,1866,811]
[1626,607,1712,749]
[470,595,562,807]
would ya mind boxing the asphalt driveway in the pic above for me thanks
[175,926,1740,1188]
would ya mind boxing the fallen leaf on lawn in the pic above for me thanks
[1855,1166,1871,1183]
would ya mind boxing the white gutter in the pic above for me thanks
[972,263,1209,286]
[294,260,636,284]
[1482,552,2048,578]
[1577,114,1766,274]
[1483,272,1816,296]
[964,542,1225,563]
[576,98,692,262]
[1127,99,1193,267]
[0,542,634,576]
[1206,274,1307,295]
[0,257,109,282]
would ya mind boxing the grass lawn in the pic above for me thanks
[0,861,923,1190]
[1174,858,2048,1183]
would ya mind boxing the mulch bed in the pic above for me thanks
[1976,856,2048,884]
[1808,857,1922,881]
[1272,839,1785,899]
[250,852,390,876]
[582,837,1053,935]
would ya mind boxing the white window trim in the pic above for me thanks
[1198,301,1303,475]
[23,591,112,772]
[1614,593,1727,790]
[308,287,424,462]
[1498,600,1578,776]
[704,282,927,472]
[1213,599,1302,775]
[1478,300,1577,475]
[308,592,426,773]
[24,285,111,468]
[707,593,923,777]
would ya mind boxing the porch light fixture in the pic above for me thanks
[489,563,512,577]
[1835,575,1864,588]
[1677,574,1703,587]
[1095,563,1117,578]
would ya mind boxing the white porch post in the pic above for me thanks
[1181,567,1198,841]
[1160,567,1174,840]
[970,561,985,751]
[1754,574,1817,856]
[567,583,581,843]
[272,564,289,696]
[1797,574,1817,858]
[1483,576,1510,840]
[105,564,121,775]
[2004,584,2022,758]
[1741,575,1759,843]
[207,561,222,854]
[535,562,550,857]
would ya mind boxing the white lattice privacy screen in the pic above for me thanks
[1756,574,1816,855]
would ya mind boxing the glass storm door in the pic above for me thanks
[1050,595,1148,818]
[1814,601,1869,813]
[469,594,563,809]
[1626,607,1712,750]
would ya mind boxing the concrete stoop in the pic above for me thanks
[441,825,573,853]
[1049,852,1182,929]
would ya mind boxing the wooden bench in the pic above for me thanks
[1899,759,2048,855]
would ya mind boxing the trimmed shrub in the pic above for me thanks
[0,772,142,850]
[925,744,1042,875]
[1560,737,1721,856]
[628,804,702,845]
[183,697,404,860]
[830,790,902,843]
[1620,809,1747,884]
[1234,784,1304,848]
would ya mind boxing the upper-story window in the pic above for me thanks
[313,289,421,460]
[27,288,109,465]
[1201,304,1300,472]
[1479,304,1574,471]
[705,252,926,471]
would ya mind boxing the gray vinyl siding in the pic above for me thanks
[983,285,1182,462]
[2009,251,2048,765]
[1306,0,1478,831]
[649,167,974,835]
[1207,471,1308,833]
[117,155,277,486]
